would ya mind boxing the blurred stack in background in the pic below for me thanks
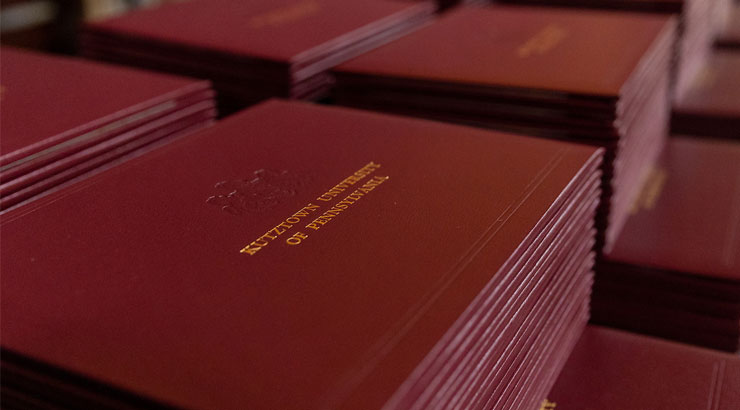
[592,137,740,352]
[672,51,740,139]
[78,0,436,114]
[0,1,177,54]
[0,0,82,53]
[496,0,732,101]
[547,326,740,409]
[0,47,216,212]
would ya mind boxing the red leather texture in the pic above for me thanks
[83,0,436,72]
[606,137,740,280]
[335,6,673,97]
[549,325,740,410]
[672,52,740,139]
[1,100,601,410]
[0,47,209,165]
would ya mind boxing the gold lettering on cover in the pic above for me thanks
[539,399,557,410]
[286,231,309,245]
[316,161,382,201]
[239,203,320,255]
[306,175,389,231]
[240,163,389,255]
[518,24,568,58]
[629,166,668,214]
[249,0,320,29]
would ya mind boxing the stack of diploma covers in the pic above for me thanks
[333,6,676,250]
[80,0,435,113]
[672,52,740,140]
[548,326,740,409]
[716,4,740,50]
[0,47,215,213]
[496,0,732,100]
[593,137,740,352]
[1,100,603,410]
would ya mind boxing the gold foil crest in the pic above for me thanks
[630,166,668,214]
[249,0,320,29]
[206,169,308,216]
[518,24,568,58]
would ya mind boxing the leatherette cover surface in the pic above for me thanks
[0,47,206,166]
[549,326,740,410]
[606,137,740,280]
[335,6,673,96]
[717,6,740,48]
[1,100,600,410]
[674,52,740,117]
[84,0,434,64]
